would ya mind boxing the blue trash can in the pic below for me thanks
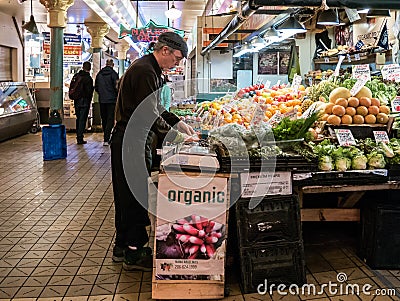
[42,124,67,160]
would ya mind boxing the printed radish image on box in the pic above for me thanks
[155,174,228,280]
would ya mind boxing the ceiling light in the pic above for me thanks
[317,9,339,26]
[264,28,280,39]
[366,9,391,18]
[165,2,182,21]
[233,44,256,58]
[251,36,266,47]
[276,16,307,35]
[22,0,39,34]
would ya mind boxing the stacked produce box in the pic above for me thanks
[236,194,306,293]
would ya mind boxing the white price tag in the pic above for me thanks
[292,74,302,94]
[251,105,265,126]
[350,77,369,96]
[352,64,371,81]
[373,131,390,144]
[267,112,284,126]
[381,64,400,82]
[354,53,361,61]
[240,171,292,198]
[335,129,356,146]
[334,55,346,77]
[391,97,400,112]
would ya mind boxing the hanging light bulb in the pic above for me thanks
[22,0,39,34]
[165,1,182,21]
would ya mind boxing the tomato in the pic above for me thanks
[259,84,264,89]
[286,93,294,100]
[245,87,250,93]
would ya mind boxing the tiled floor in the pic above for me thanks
[0,132,399,301]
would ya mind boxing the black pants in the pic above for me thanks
[110,129,150,248]
[75,105,89,141]
[100,103,115,143]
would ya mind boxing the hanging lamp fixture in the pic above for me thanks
[165,0,182,21]
[22,0,39,34]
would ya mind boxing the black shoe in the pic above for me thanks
[112,245,126,263]
[77,140,87,145]
[123,247,153,271]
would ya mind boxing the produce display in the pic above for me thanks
[308,138,400,171]
[321,86,391,125]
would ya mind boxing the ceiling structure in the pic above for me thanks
[0,0,211,44]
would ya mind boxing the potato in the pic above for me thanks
[379,106,390,114]
[325,103,335,114]
[365,114,376,124]
[356,106,368,117]
[345,107,356,116]
[359,97,371,107]
[353,115,365,124]
[341,114,353,125]
[347,97,360,107]
[368,106,379,115]
[371,98,380,107]
[332,105,346,116]
[335,98,348,107]
[376,113,389,124]
[327,114,341,125]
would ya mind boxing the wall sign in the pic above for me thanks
[119,20,184,42]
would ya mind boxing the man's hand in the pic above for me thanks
[183,134,200,143]
[177,121,195,135]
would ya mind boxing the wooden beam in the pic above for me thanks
[301,208,360,222]
[338,191,365,208]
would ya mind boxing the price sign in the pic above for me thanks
[352,64,371,81]
[251,105,265,126]
[334,55,346,77]
[350,76,369,96]
[354,53,361,61]
[373,131,390,144]
[381,64,400,82]
[335,129,356,146]
[267,112,283,126]
[292,74,302,94]
[391,97,400,112]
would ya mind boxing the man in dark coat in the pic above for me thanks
[95,59,119,145]
[75,61,94,144]
[111,32,196,271]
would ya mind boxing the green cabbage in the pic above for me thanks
[335,157,351,172]
[351,155,368,170]
[318,155,333,171]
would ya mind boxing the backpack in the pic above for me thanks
[69,73,83,100]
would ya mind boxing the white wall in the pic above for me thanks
[0,11,24,81]
[296,32,316,77]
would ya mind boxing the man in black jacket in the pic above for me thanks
[75,61,94,145]
[95,59,119,145]
[111,32,196,271]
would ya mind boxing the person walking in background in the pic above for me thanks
[74,61,94,145]
[95,59,119,146]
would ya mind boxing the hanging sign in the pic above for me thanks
[119,20,184,42]
[42,33,82,65]
[350,76,369,96]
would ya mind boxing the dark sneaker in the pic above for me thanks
[123,247,153,271]
[112,245,125,263]
[77,140,87,145]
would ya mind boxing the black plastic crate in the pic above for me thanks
[236,195,301,246]
[239,241,306,293]
[359,201,400,269]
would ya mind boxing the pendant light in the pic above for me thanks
[165,1,182,21]
[22,0,39,34]
[276,15,307,35]
[317,9,340,26]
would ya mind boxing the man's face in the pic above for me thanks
[161,46,184,70]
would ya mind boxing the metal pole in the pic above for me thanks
[49,27,64,123]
